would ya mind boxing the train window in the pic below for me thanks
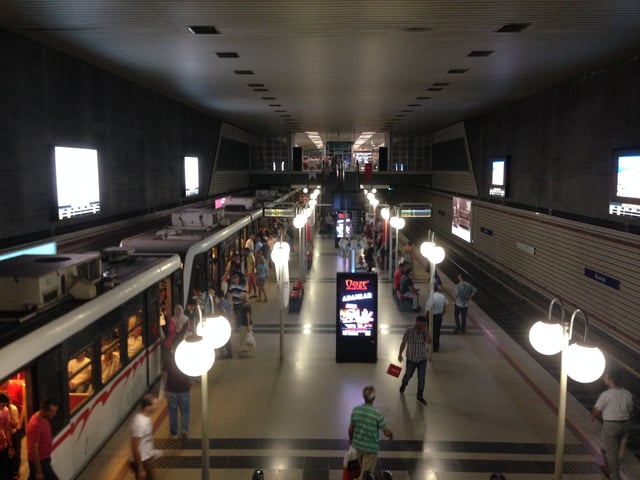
[68,347,93,413]
[127,312,144,360]
[101,330,121,384]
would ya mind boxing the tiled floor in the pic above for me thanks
[77,234,640,480]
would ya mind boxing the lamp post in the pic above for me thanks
[293,212,307,280]
[528,300,606,480]
[420,235,445,359]
[271,240,290,360]
[389,212,405,279]
[175,303,231,480]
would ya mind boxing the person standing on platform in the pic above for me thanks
[592,369,633,480]
[348,386,393,479]
[427,284,449,352]
[453,273,476,334]
[228,272,247,324]
[27,398,59,480]
[255,252,268,302]
[398,315,431,405]
[244,247,258,298]
[162,353,191,439]
[130,394,160,480]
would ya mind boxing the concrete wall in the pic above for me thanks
[0,28,222,246]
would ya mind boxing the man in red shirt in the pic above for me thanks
[27,398,59,480]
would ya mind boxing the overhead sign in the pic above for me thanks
[399,203,432,218]
[263,207,295,218]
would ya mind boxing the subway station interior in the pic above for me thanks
[1,2,640,479]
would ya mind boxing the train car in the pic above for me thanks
[120,188,301,303]
[0,251,182,480]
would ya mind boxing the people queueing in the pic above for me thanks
[398,315,431,405]
[348,386,393,480]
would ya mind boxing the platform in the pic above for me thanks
[76,234,640,480]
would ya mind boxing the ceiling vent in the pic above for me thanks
[188,26,220,35]
[468,50,493,57]
[216,52,239,58]
[496,23,530,33]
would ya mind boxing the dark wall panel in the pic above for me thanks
[0,28,222,244]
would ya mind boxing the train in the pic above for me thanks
[0,187,300,479]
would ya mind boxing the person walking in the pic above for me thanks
[348,386,393,479]
[398,315,431,405]
[0,393,14,480]
[591,369,633,480]
[454,273,476,334]
[130,394,160,480]
[427,284,449,352]
[162,352,191,439]
[27,398,59,480]
[255,252,268,302]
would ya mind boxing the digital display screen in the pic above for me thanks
[336,212,351,239]
[399,204,432,218]
[336,273,377,337]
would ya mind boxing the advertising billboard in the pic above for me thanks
[336,272,378,362]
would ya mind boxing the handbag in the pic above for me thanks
[244,329,256,350]
[342,446,360,480]
[386,363,402,377]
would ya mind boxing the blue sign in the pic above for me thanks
[584,268,620,290]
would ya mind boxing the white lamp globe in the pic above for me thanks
[314,188,320,195]
[367,192,375,201]
[371,188,377,194]
[271,241,290,267]
[293,213,307,229]
[197,315,232,349]
[429,246,446,264]
[303,187,308,193]
[420,241,434,259]
[381,207,390,220]
[390,217,405,230]
[309,199,317,207]
[565,343,606,383]
[174,337,215,376]
[528,321,564,356]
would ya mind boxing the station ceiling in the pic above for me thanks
[1,1,639,150]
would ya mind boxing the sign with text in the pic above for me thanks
[336,272,378,363]
[399,203,432,218]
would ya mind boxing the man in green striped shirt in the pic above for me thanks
[348,386,393,479]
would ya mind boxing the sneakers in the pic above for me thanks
[417,397,427,406]
[399,384,406,394]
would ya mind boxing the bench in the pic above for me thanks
[394,289,415,312]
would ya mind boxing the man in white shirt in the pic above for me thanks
[592,369,633,480]
[426,284,449,352]
[130,394,160,480]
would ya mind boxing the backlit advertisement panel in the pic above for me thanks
[336,272,377,362]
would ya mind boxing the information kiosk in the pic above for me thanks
[335,272,377,363]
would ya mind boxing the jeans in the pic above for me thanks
[166,390,191,436]
[28,459,59,480]
[401,359,427,398]
[602,420,631,480]
[454,305,468,332]
[432,313,443,351]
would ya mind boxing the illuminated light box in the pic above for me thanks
[452,196,472,243]
[55,146,101,220]
[610,148,640,219]
[489,157,508,198]
[335,272,378,363]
